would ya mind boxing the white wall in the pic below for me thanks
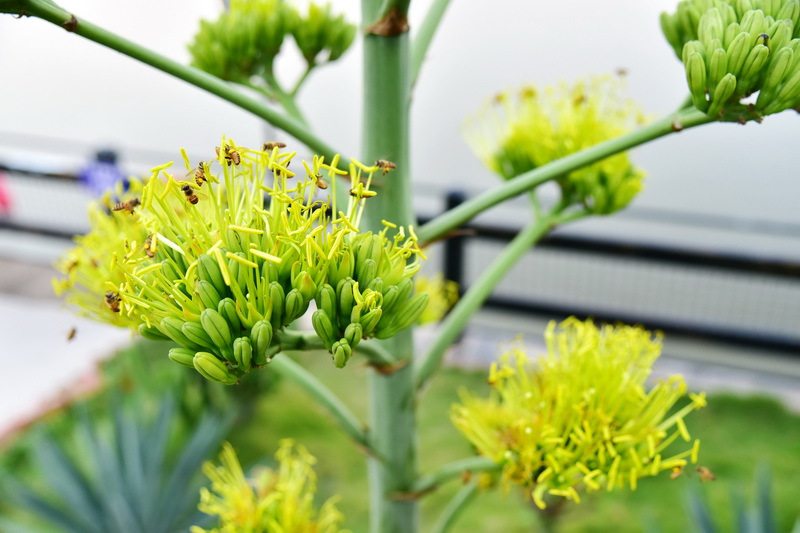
[0,1,798,247]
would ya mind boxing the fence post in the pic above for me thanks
[443,190,466,291]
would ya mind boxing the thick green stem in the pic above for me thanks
[430,482,479,533]
[410,0,452,86]
[416,107,712,244]
[415,209,587,390]
[362,0,416,530]
[15,0,338,157]
[269,353,373,453]
[411,456,498,494]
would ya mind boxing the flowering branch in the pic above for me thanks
[7,0,340,158]
[415,207,588,391]
[416,107,712,245]
[410,0,452,86]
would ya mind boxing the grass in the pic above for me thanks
[227,351,800,532]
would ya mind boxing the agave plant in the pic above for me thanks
[686,466,800,533]
[0,397,231,533]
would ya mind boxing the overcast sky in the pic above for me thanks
[0,1,797,247]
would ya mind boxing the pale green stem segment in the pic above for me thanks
[361,0,417,530]
[410,0,452,86]
[289,63,315,97]
[411,456,498,494]
[15,0,338,158]
[415,208,588,391]
[416,107,712,244]
[269,353,373,452]
[430,482,479,533]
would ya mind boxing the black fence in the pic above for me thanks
[2,164,799,354]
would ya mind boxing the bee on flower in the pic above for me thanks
[451,318,706,509]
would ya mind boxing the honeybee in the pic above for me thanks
[193,162,207,186]
[66,326,77,341]
[670,466,684,480]
[105,291,121,313]
[375,159,397,174]
[112,198,141,214]
[216,144,241,166]
[314,174,328,189]
[263,141,287,151]
[143,235,156,258]
[181,184,199,205]
[696,466,716,482]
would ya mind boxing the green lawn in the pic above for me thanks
[227,352,800,532]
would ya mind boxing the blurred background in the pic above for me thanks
[0,0,799,531]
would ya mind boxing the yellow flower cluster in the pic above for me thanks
[52,179,148,329]
[414,274,459,325]
[465,75,647,215]
[192,441,347,533]
[54,140,427,380]
[451,318,706,509]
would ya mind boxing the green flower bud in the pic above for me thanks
[218,297,243,335]
[250,319,274,366]
[233,336,253,371]
[284,288,307,323]
[193,351,238,385]
[337,279,357,326]
[198,254,227,296]
[269,281,285,329]
[168,347,197,368]
[328,249,354,287]
[293,270,317,301]
[201,308,235,361]
[182,320,217,353]
[315,283,337,321]
[311,309,337,350]
[159,316,195,348]
[343,322,362,347]
[331,339,352,369]
[358,308,382,336]
[197,279,223,310]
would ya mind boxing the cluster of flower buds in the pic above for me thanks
[188,0,355,84]
[452,318,707,509]
[55,140,426,383]
[662,0,800,119]
[193,440,346,533]
[312,230,429,367]
[291,3,358,66]
[465,76,647,215]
